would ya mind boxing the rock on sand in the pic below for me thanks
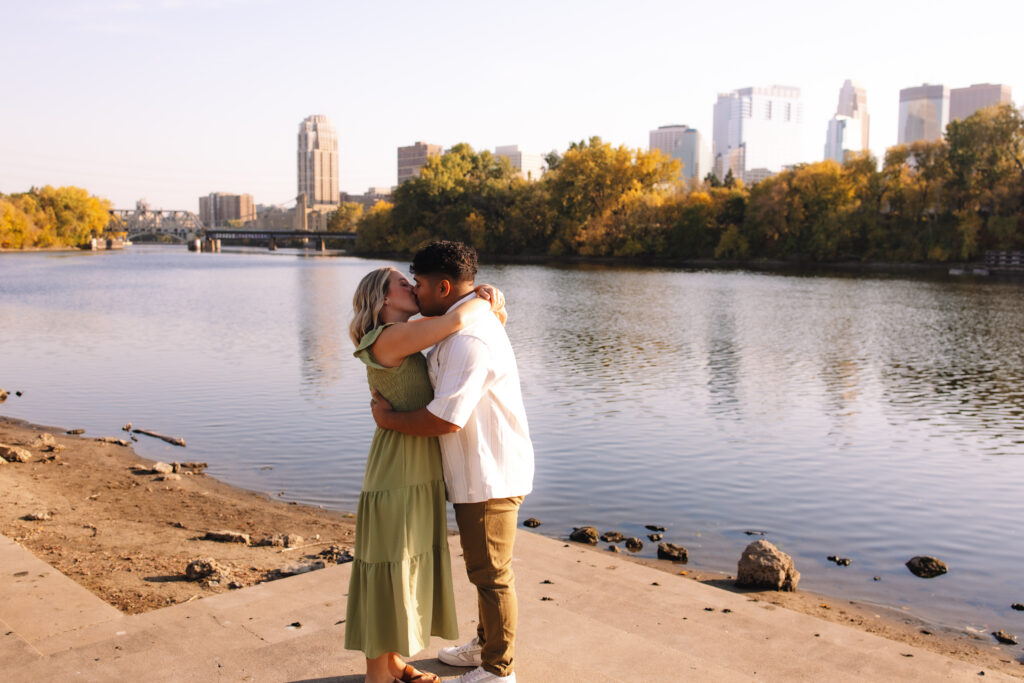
[569,526,599,545]
[657,542,688,562]
[0,444,33,463]
[736,540,800,592]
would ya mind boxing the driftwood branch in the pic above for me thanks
[132,429,186,447]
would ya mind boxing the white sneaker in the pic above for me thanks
[455,667,516,683]
[438,636,483,667]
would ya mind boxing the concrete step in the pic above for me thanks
[0,534,123,648]
[0,616,41,669]
[3,531,1016,682]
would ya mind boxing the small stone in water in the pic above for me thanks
[992,630,1017,645]
[522,518,541,528]
[645,524,665,532]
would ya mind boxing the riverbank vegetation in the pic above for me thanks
[0,186,113,249]
[350,104,1024,263]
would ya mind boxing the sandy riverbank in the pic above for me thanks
[0,415,355,614]
[1,414,1021,677]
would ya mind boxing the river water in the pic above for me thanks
[2,246,1023,634]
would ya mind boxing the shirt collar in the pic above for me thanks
[446,291,478,313]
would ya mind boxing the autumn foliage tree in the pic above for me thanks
[0,186,112,249]
[344,104,1024,264]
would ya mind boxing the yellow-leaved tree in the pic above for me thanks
[0,186,112,249]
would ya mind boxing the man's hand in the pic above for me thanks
[369,388,461,436]
[371,389,393,427]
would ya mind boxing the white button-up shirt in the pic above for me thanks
[426,293,534,504]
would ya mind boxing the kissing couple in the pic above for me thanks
[344,241,534,683]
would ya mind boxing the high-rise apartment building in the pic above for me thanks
[898,84,949,145]
[494,145,546,181]
[397,142,443,184]
[297,115,339,208]
[824,80,870,163]
[648,125,711,182]
[199,192,255,227]
[950,83,1013,121]
[712,86,803,183]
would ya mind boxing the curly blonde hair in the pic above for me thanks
[349,266,396,346]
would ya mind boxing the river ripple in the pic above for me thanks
[1,246,1022,632]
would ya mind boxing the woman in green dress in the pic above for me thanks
[346,266,505,683]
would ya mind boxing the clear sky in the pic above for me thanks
[2,0,1021,211]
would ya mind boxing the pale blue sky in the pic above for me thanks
[1,0,1020,210]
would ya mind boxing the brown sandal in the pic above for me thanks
[398,663,440,683]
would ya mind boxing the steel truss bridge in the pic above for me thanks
[109,208,205,243]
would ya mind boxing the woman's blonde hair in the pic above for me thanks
[349,267,396,346]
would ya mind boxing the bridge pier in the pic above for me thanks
[268,236,277,251]
[318,238,326,252]
[190,238,221,253]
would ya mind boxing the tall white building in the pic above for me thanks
[824,116,865,164]
[898,84,949,145]
[648,125,711,182]
[712,85,803,183]
[297,115,339,208]
[824,80,870,163]
[950,83,1013,121]
[494,145,546,181]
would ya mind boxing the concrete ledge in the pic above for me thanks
[2,531,1016,682]
[0,534,122,645]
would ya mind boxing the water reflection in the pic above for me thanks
[2,250,1024,631]
[296,262,345,396]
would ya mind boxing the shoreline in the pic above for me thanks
[2,413,1021,676]
[0,414,355,614]
[0,243,994,279]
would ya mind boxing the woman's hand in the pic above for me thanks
[474,284,505,312]
[475,284,508,325]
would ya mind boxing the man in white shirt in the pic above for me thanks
[371,241,534,683]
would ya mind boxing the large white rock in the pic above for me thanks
[736,539,800,592]
[0,444,32,463]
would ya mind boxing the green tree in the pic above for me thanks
[327,201,364,232]
[543,137,680,255]
[945,104,1024,252]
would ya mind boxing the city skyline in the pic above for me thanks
[1,0,1021,210]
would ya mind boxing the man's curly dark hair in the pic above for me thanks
[410,240,478,282]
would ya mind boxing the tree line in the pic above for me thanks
[349,104,1024,264]
[0,186,113,249]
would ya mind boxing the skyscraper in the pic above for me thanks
[950,83,1013,121]
[898,84,949,145]
[297,115,339,208]
[397,142,443,184]
[712,86,803,183]
[494,145,546,181]
[824,80,869,163]
[648,125,711,182]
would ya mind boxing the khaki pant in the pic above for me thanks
[453,496,523,677]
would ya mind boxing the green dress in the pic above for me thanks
[344,324,459,659]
